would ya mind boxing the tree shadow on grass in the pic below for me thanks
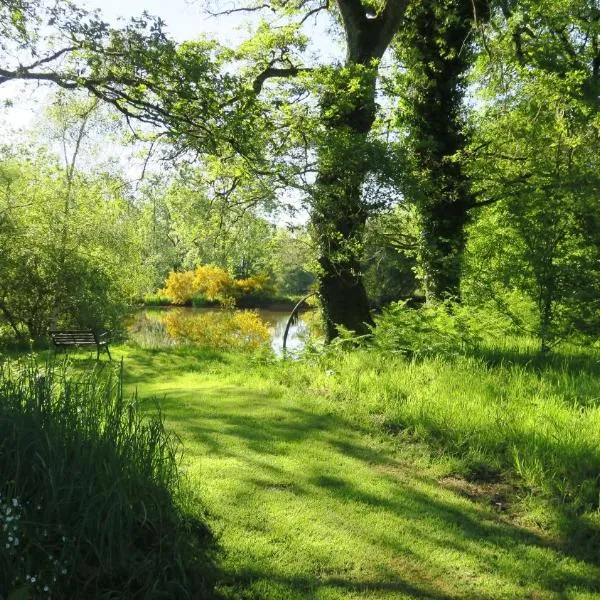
[220,570,458,600]
[161,388,402,469]
[216,465,600,598]
[158,385,600,599]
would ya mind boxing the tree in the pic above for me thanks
[136,166,280,285]
[0,0,259,159]
[270,227,316,296]
[462,0,600,350]
[390,0,488,302]
[202,1,411,339]
[0,150,147,338]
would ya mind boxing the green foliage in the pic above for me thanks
[0,358,217,599]
[371,300,486,356]
[0,152,147,338]
[0,0,264,162]
[361,208,419,307]
[464,4,600,350]
[135,168,298,292]
[270,228,316,296]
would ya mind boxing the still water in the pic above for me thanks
[128,307,310,354]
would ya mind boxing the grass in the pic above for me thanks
[285,342,600,510]
[68,342,600,599]
[0,357,217,599]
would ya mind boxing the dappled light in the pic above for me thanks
[122,346,600,599]
[2,0,600,597]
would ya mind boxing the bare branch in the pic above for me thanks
[253,64,312,94]
[206,4,274,17]
[8,46,78,72]
[298,1,330,26]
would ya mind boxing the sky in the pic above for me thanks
[81,0,255,44]
[0,0,336,224]
[0,0,339,132]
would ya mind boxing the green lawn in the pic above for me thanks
[104,345,600,600]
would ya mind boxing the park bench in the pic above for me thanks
[48,330,112,361]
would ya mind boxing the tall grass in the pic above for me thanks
[0,358,217,599]
[286,340,600,511]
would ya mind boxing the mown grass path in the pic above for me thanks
[121,347,600,599]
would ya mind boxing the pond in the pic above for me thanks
[127,307,311,354]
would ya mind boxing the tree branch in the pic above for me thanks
[206,4,274,17]
[253,64,312,94]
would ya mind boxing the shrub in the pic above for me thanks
[0,359,217,599]
[161,271,197,305]
[369,299,517,358]
[233,274,272,296]
[159,266,280,308]
[192,265,236,306]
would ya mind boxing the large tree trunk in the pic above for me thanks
[314,0,407,341]
[313,67,376,339]
[418,193,472,300]
[397,1,488,302]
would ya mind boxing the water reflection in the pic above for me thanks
[127,307,310,355]
[259,310,311,354]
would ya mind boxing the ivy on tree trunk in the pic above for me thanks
[314,0,407,340]
[395,0,487,302]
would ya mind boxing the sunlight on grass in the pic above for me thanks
[99,344,600,600]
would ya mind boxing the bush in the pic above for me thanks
[159,266,286,309]
[0,359,217,599]
[371,299,506,357]
[161,271,197,305]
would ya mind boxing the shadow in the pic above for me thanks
[157,384,600,598]
[466,343,600,385]
[554,507,600,564]
[220,570,458,600]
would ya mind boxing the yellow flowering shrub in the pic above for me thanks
[234,274,273,296]
[160,265,274,307]
[192,265,236,304]
[163,309,270,351]
[160,271,196,305]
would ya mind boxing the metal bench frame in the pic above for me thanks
[48,330,112,361]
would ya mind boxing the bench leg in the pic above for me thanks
[106,345,112,361]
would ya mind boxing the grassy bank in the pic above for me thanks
[7,339,600,598]
[103,342,600,598]
[283,342,600,512]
